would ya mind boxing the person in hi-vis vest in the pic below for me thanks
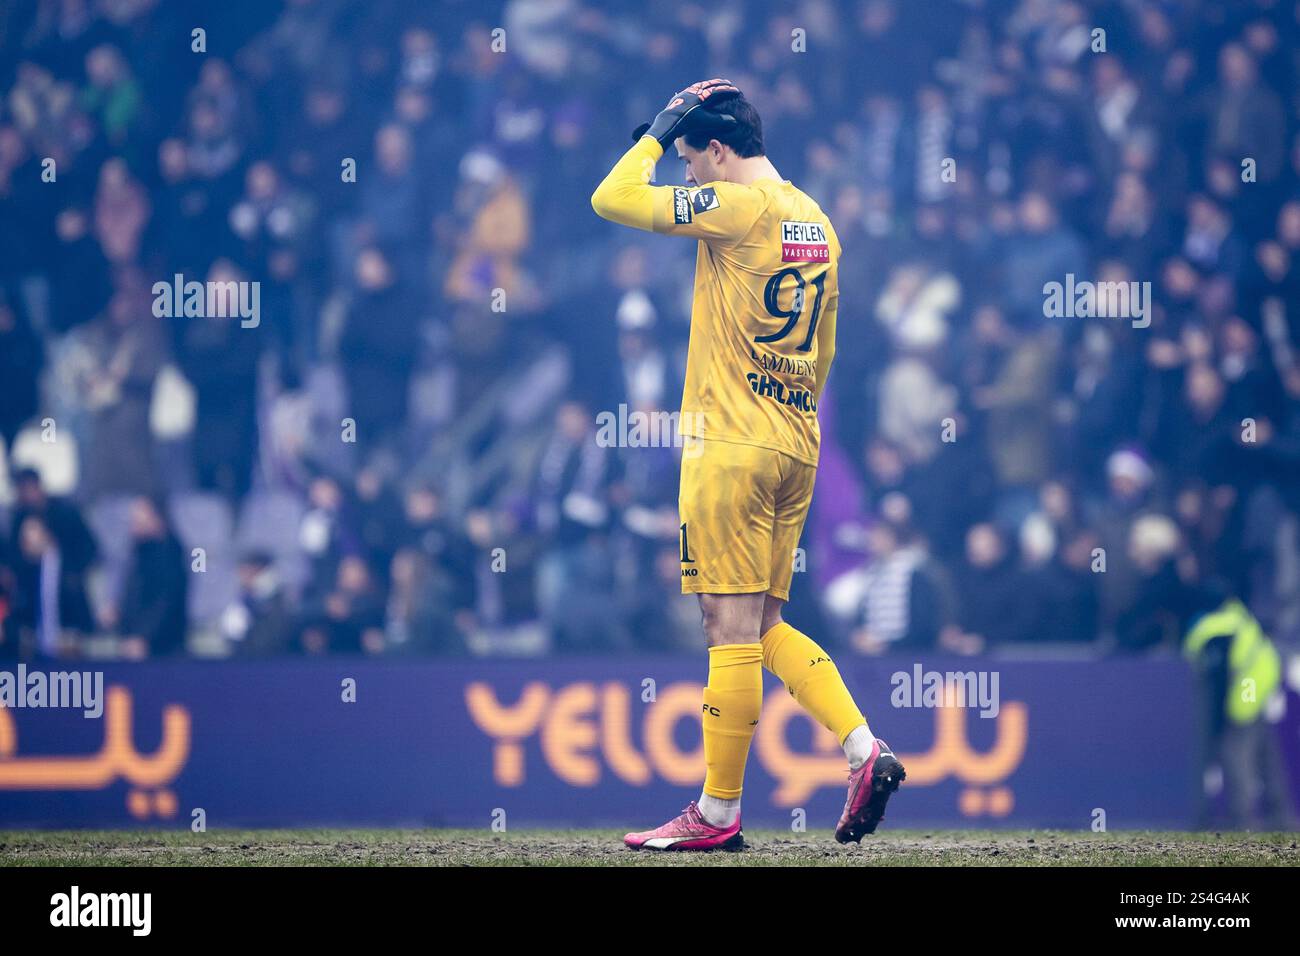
[1183,586,1293,830]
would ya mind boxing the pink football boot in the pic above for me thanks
[624,801,745,851]
[835,738,906,844]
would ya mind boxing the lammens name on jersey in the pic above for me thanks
[780,220,829,262]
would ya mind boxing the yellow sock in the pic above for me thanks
[760,622,866,746]
[701,643,763,800]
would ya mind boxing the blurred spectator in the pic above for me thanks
[968,305,1057,521]
[386,485,477,654]
[338,245,417,447]
[443,148,530,305]
[176,259,262,499]
[825,507,963,655]
[113,496,188,658]
[94,158,150,264]
[954,522,1032,646]
[75,280,165,500]
[8,468,98,576]
[80,44,142,147]
[299,553,386,655]
[1115,513,1193,653]
[223,551,294,656]
[533,400,624,652]
[8,515,95,658]
[0,288,43,450]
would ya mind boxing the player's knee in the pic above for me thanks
[698,595,740,646]
[761,595,785,636]
[698,597,726,644]
[698,593,766,646]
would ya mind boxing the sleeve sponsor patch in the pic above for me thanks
[690,187,720,214]
[780,220,830,261]
[673,187,693,224]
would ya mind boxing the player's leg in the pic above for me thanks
[758,594,873,763]
[761,456,905,842]
[695,591,765,830]
[680,442,777,828]
[760,456,869,753]
[623,441,774,851]
[760,592,904,840]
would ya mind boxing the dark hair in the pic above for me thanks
[682,94,765,158]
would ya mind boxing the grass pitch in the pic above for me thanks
[2,829,1297,866]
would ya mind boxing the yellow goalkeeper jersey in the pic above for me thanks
[592,137,841,466]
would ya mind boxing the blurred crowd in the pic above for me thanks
[1,0,1299,659]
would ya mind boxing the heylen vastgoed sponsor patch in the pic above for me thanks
[780,220,829,262]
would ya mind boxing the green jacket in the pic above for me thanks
[1183,599,1281,725]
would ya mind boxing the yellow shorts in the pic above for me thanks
[678,438,817,601]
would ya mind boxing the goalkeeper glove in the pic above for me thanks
[632,78,741,148]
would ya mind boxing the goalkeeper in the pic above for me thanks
[592,79,905,851]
